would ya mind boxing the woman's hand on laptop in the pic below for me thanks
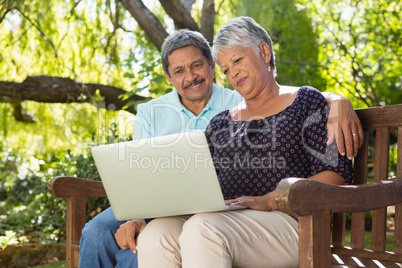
[115,219,146,254]
[225,191,278,212]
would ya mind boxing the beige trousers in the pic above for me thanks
[137,209,299,268]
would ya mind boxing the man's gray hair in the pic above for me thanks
[161,29,213,77]
[212,16,276,74]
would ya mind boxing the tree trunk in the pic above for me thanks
[201,0,215,45]
[160,0,200,32]
[0,76,148,122]
[120,0,169,51]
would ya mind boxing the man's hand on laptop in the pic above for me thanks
[115,219,146,254]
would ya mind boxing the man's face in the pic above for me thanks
[164,46,215,105]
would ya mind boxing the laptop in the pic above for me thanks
[91,131,246,220]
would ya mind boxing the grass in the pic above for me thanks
[32,261,66,268]
[344,230,394,251]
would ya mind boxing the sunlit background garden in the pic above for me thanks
[0,0,401,267]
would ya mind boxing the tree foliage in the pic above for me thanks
[300,0,402,107]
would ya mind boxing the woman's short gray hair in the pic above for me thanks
[212,16,276,74]
[161,29,213,77]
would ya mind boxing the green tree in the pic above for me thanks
[300,0,402,107]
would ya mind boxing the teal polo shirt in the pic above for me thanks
[133,84,242,140]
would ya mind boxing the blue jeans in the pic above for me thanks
[79,207,138,268]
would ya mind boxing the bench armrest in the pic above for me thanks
[275,176,402,217]
[47,176,107,268]
[48,176,107,198]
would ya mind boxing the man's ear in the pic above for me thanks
[260,42,271,63]
[210,60,216,72]
[164,72,172,83]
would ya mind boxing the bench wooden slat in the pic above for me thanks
[355,105,402,128]
[48,176,107,198]
[396,203,402,254]
[399,126,402,174]
[350,130,369,250]
[395,126,402,254]
[299,211,332,268]
[371,128,390,252]
[72,244,80,268]
[332,213,345,247]
[371,207,387,252]
[350,212,366,250]
[66,195,86,268]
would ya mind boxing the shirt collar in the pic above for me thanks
[169,84,222,115]
[167,88,184,109]
[206,84,224,110]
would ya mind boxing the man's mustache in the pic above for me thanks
[183,78,206,90]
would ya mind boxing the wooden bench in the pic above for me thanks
[48,104,402,268]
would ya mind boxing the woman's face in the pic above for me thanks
[218,43,271,99]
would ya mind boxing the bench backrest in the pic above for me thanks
[332,104,402,263]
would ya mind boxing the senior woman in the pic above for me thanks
[136,16,353,268]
